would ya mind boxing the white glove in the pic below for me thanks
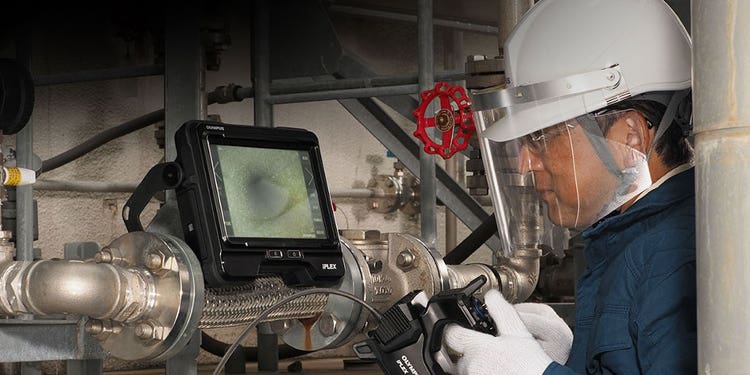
[444,289,553,375]
[516,302,573,365]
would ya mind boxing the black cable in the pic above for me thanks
[443,213,498,265]
[37,86,239,175]
[40,109,165,174]
[200,331,310,361]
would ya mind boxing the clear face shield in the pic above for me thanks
[474,106,652,258]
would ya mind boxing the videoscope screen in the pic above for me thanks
[208,143,328,240]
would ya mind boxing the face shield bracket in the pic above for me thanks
[472,66,626,111]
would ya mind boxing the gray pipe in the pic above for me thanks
[328,5,498,35]
[253,0,273,127]
[418,0,437,251]
[498,0,533,57]
[693,1,750,373]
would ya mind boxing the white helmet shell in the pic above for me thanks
[477,0,691,142]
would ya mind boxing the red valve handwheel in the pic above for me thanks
[412,82,475,159]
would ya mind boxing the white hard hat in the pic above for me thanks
[473,0,691,142]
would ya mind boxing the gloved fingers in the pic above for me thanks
[515,302,559,320]
[518,310,573,342]
[444,323,492,353]
[485,289,533,338]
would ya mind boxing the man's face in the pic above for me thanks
[517,120,618,228]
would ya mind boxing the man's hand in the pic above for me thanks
[444,290,553,375]
[516,302,573,365]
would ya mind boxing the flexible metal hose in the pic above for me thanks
[199,277,328,329]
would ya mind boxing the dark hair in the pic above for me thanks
[602,99,694,168]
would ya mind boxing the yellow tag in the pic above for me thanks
[5,168,21,186]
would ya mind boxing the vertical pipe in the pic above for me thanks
[498,0,533,58]
[163,7,204,374]
[14,26,34,263]
[253,0,273,128]
[418,0,436,251]
[444,30,464,251]
[164,3,206,164]
[252,3,278,369]
[694,1,750,373]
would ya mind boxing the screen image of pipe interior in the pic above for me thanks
[209,144,327,240]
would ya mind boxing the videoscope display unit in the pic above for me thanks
[125,121,344,287]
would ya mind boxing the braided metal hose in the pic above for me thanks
[199,276,329,329]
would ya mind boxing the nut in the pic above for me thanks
[134,321,164,342]
[94,248,114,263]
[144,252,164,270]
[396,251,415,268]
[318,314,339,337]
[85,319,104,335]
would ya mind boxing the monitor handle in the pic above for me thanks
[123,162,183,232]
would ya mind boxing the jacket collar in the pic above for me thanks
[581,167,695,260]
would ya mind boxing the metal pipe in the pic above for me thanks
[418,0,437,251]
[0,260,150,322]
[164,3,206,164]
[33,65,164,86]
[268,84,419,104]
[271,71,466,95]
[495,248,542,303]
[498,0,533,57]
[15,32,34,263]
[253,0,273,127]
[328,5,498,35]
[445,30,464,251]
[331,188,388,199]
[693,1,750,372]
[35,179,139,193]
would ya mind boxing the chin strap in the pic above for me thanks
[646,89,692,160]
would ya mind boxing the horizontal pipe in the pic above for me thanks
[329,5,498,35]
[35,179,139,193]
[268,84,419,104]
[0,260,150,321]
[34,65,164,86]
[34,181,384,200]
[209,71,466,104]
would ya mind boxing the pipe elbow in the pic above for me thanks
[495,248,541,303]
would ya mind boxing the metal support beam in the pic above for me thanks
[0,320,106,362]
[418,0,437,251]
[166,330,201,375]
[253,0,273,127]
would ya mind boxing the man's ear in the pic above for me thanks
[623,113,650,153]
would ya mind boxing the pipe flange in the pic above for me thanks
[95,232,204,361]
[276,237,371,351]
[367,175,403,214]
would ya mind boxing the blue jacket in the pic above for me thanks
[544,167,696,374]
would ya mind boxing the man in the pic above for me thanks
[445,0,696,374]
